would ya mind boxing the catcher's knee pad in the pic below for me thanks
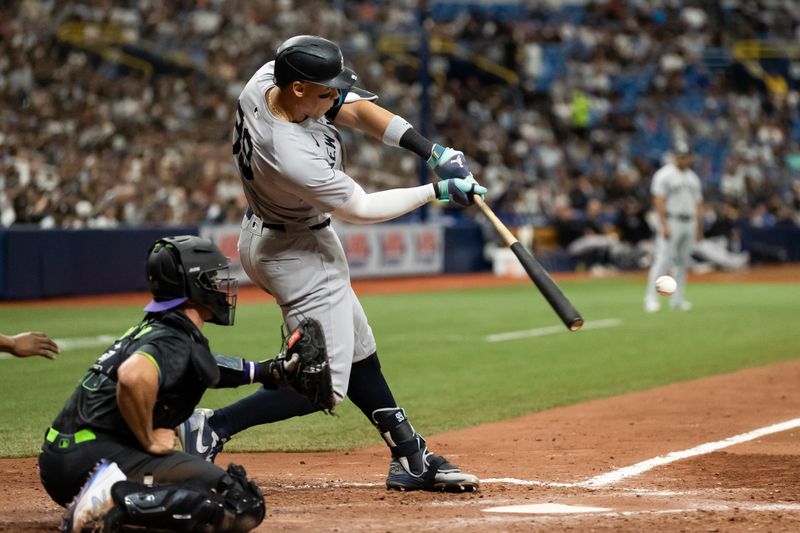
[215,463,266,531]
[108,464,265,533]
[108,480,224,532]
[372,407,427,476]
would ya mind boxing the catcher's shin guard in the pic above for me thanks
[106,464,265,532]
[372,408,479,492]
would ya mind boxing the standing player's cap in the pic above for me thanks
[274,35,358,91]
[673,140,692,155]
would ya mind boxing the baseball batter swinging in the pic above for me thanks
[180,35,486,492]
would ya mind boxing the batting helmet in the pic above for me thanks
[274,35,357,91]
[144,236,238,326]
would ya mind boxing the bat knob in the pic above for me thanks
[568,318,584,332]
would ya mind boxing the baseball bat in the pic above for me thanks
[473,195,584,331]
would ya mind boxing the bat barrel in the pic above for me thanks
[510,242,584,331]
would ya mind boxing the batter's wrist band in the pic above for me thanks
[432,181,442,199]
[427,144,446,168]
[383,115,412,147]
[398,125,434,159]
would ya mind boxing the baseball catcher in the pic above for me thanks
[39,236,286,532]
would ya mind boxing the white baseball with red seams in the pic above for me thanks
[655,275,677,296]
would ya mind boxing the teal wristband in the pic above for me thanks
[427,144,446,169]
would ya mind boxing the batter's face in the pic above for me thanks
[294,82,340,119]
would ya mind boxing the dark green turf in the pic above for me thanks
[1,277,797,457]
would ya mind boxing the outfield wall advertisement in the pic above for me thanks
[200,222,445,282]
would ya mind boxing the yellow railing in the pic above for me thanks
[733,40,800,60]
[57,21,153,79]
[377,34,519,85]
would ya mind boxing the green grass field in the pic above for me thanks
[1,276,798,458]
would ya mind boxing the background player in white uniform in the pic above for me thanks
[180,35,486,492]
[644,141,704,312]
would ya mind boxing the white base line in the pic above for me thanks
[485,319,622,343]
[483,417,800,488]
[53,335,118,351]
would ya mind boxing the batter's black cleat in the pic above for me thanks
[385,451,479,493]
[176,408,227,463]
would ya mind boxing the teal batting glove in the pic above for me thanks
[434,178,487,208]
[427,144,472,180]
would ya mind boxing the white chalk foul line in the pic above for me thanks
[53,335,117,351]
[485,318,622,343]
[580,416,800,488]
[482,417,800,488]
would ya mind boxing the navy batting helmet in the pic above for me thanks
[274,35,357,91]
[145,236,237,326]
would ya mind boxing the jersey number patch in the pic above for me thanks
[233,101,254,181]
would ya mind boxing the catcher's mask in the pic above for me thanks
[144,235,237,326]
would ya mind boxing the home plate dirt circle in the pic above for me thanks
[484,503,612,514]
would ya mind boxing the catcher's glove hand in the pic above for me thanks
[268,318,334,413]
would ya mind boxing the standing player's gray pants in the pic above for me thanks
[645,215,696,306]
[239,214,377,404]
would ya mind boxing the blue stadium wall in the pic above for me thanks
[1,224,797,300]
[0,224,488,300]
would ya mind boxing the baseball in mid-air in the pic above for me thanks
[655,275,677,296]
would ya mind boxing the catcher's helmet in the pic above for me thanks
[144,236,237,326]
[274,35,357,91]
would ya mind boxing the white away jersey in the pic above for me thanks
[650,163,703,216]
[232,61,355,224]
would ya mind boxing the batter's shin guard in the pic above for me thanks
[372,407,426,476]
[372,407,479,492]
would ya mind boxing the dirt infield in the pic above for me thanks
[1,265,798,531]
[2,360,799,532]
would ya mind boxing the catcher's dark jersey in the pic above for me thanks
[50,310,220,447]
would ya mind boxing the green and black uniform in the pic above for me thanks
[40,310,233,506]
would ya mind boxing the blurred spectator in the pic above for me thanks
[0,0,796,272]
[694,200,749,271]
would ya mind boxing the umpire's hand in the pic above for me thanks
[7,332,60,360]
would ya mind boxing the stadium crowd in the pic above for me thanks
[1,1,799,265]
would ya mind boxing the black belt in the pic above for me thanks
[246,207,331,232]
[666,213,693,222]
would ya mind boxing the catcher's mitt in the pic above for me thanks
[272,318,334,413]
